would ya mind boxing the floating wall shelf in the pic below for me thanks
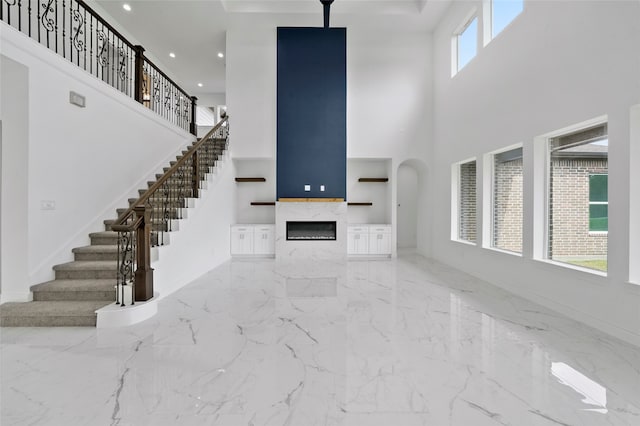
[348,202,373,206]
[236,177,266,182]
[250,202,276,206]
[358,178,388,183]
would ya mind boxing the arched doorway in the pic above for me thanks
[397,162,419,249]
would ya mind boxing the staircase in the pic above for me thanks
[0,137,228,327]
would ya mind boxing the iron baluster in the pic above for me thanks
[62,0,65,59]
[17,0,21,31]
[71,4,84,64]
[41,0,54,48]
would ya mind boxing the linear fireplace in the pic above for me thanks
[286,221,337,241]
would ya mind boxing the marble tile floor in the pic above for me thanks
[2,254,639,426]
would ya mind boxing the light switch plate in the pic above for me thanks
[320,185,325,191]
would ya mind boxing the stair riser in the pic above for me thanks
[33,291,114,302]
[1,316,97,327]
[56,270,117,280]
[91,236,119,245]
[74,252,119,261]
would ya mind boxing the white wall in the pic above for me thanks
[0,25,196,297]
[152,155,235,298]
[234,159,276,224]
[0,56,30,302]
[226,15,433,162]
[431,1,640,345]
[347,159,391,224]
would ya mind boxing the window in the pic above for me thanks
[484,0,523,44]
[492,147,523,253]
[453,15,478,74]
[457,160,477,243]
[548,124,608,272]
[589,174,608,232]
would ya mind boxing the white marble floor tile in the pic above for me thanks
[2,254,639,425]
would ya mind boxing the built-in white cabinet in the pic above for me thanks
[231,224,274,256]
[347,226,370,255]
[253,225,276,255]
[368,225,392,255]
[347,224,391,256]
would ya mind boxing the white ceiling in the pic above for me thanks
[95,0,451,105]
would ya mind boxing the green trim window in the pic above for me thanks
[589,174,608,232]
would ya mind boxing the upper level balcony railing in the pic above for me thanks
[1,0,197,134]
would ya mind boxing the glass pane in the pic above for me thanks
[589,204,608,232]
[589,174,608,202]
[492,0,524,38]
[548,130,608,272]
[459,161,477,243]
[493,148,523,253]
[458,17,477,71]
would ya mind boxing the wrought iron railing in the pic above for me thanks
[111,117,229,305]
[1,0,197,134]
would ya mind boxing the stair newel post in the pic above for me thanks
[133,206,153,302]
[133,45,146,105]
[192,150,200,199]
[190,96,198,136]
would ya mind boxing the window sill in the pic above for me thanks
[588,231,608,236]
[452,238,477,247]
[484,246,523,257]
[533,258,608,278]
[625,282,640,294]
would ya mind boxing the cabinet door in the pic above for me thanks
[231,226,254,255]
[254,226,275,255]
[369,229,391,255]
[349,232,369,254]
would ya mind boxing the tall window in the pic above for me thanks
[492,147,523,253]
[454,15,478,74]
[458,160,477,243]
[484,0,523,45]
[548,124,608,272]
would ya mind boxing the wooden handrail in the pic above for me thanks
[76,0,136,50]
[111,116,229,232]
[142,56,192,100]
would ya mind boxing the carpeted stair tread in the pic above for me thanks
[0,301,111,326]
[53,261,118,271]
[72,245,118,254]
[32,279,115,293]
[31,279,115,301]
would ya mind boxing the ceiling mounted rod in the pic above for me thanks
[320,0,335,28]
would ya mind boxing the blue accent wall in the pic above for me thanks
[277,27,347,199]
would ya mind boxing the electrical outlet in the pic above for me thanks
[320,185,325,192]
[304,185,311,191]
[41,200,56,210]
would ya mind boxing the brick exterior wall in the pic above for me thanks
[493,158,523,252]
[459,161,476,243]
[550,159,608,257]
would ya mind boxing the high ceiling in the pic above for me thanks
[95,0,451,105]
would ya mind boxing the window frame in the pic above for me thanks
[451,158,478,244]
[483,0,524,46]
[539,118,609,274]
[451,10,478,76]
[485,144,524,255]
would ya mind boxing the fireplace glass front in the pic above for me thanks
[286,221,337,241]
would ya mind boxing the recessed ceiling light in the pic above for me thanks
[217,52,224,58]
[169,52,176,58]
[197,83,203,87]
[122,3,131,11]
